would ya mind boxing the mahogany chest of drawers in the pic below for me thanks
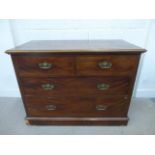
[6,40,146,125]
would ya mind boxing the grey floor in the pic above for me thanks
[0,97,155,135]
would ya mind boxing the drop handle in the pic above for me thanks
[97,83,109,90]
[96,105,107,111]
[42,84,55,90]
[39,62,53,69]
[98,61,112,69]
[46,105,56,111]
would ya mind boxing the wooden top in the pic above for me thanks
[6,40,146,54]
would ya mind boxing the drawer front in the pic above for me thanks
[13,56,75,77]
[21,77,130,96]
[25,96,128,117]
[77,55,139,76]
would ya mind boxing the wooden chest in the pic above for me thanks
[6,40,146,125]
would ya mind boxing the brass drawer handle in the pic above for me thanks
[98,61,112,69]
[46,105,56,111]
[42,84,55,90]
[97,83,109,90]
[96,105,107,111]
[39,62,52,69]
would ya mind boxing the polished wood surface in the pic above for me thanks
[6,40,146,54]
[21,77,130,96]
[13,54,140,77]
[6,40,146,125]
[13,56,75,77]
[77,54,140,76]
[25,96,127,117]
[27,117,128,125]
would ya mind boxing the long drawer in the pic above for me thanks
[20,77,131,96]
[25,96,128,117]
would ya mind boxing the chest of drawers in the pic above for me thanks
[6,40,146,125]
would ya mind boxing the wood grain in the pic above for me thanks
[77,54,139,76]
[26,117,128,125]
[6,40,146,54]
[25,96,128,117]
[6,40,146,125]
[20,77,131,96]
[13,56,75,77]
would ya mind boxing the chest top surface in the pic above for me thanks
[6,40,146,54]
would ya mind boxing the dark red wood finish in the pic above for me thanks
[77,55,139,76]
[20,77,130,96]
[6,40,146,125]
[13,56,75,77]
[25,96,128,117]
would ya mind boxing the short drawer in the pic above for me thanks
[76,55,139,76]
[12,56,75,77]
[21,77,130,96]
[25,96,128,117]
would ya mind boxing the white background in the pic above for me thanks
[0,19,155,97]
